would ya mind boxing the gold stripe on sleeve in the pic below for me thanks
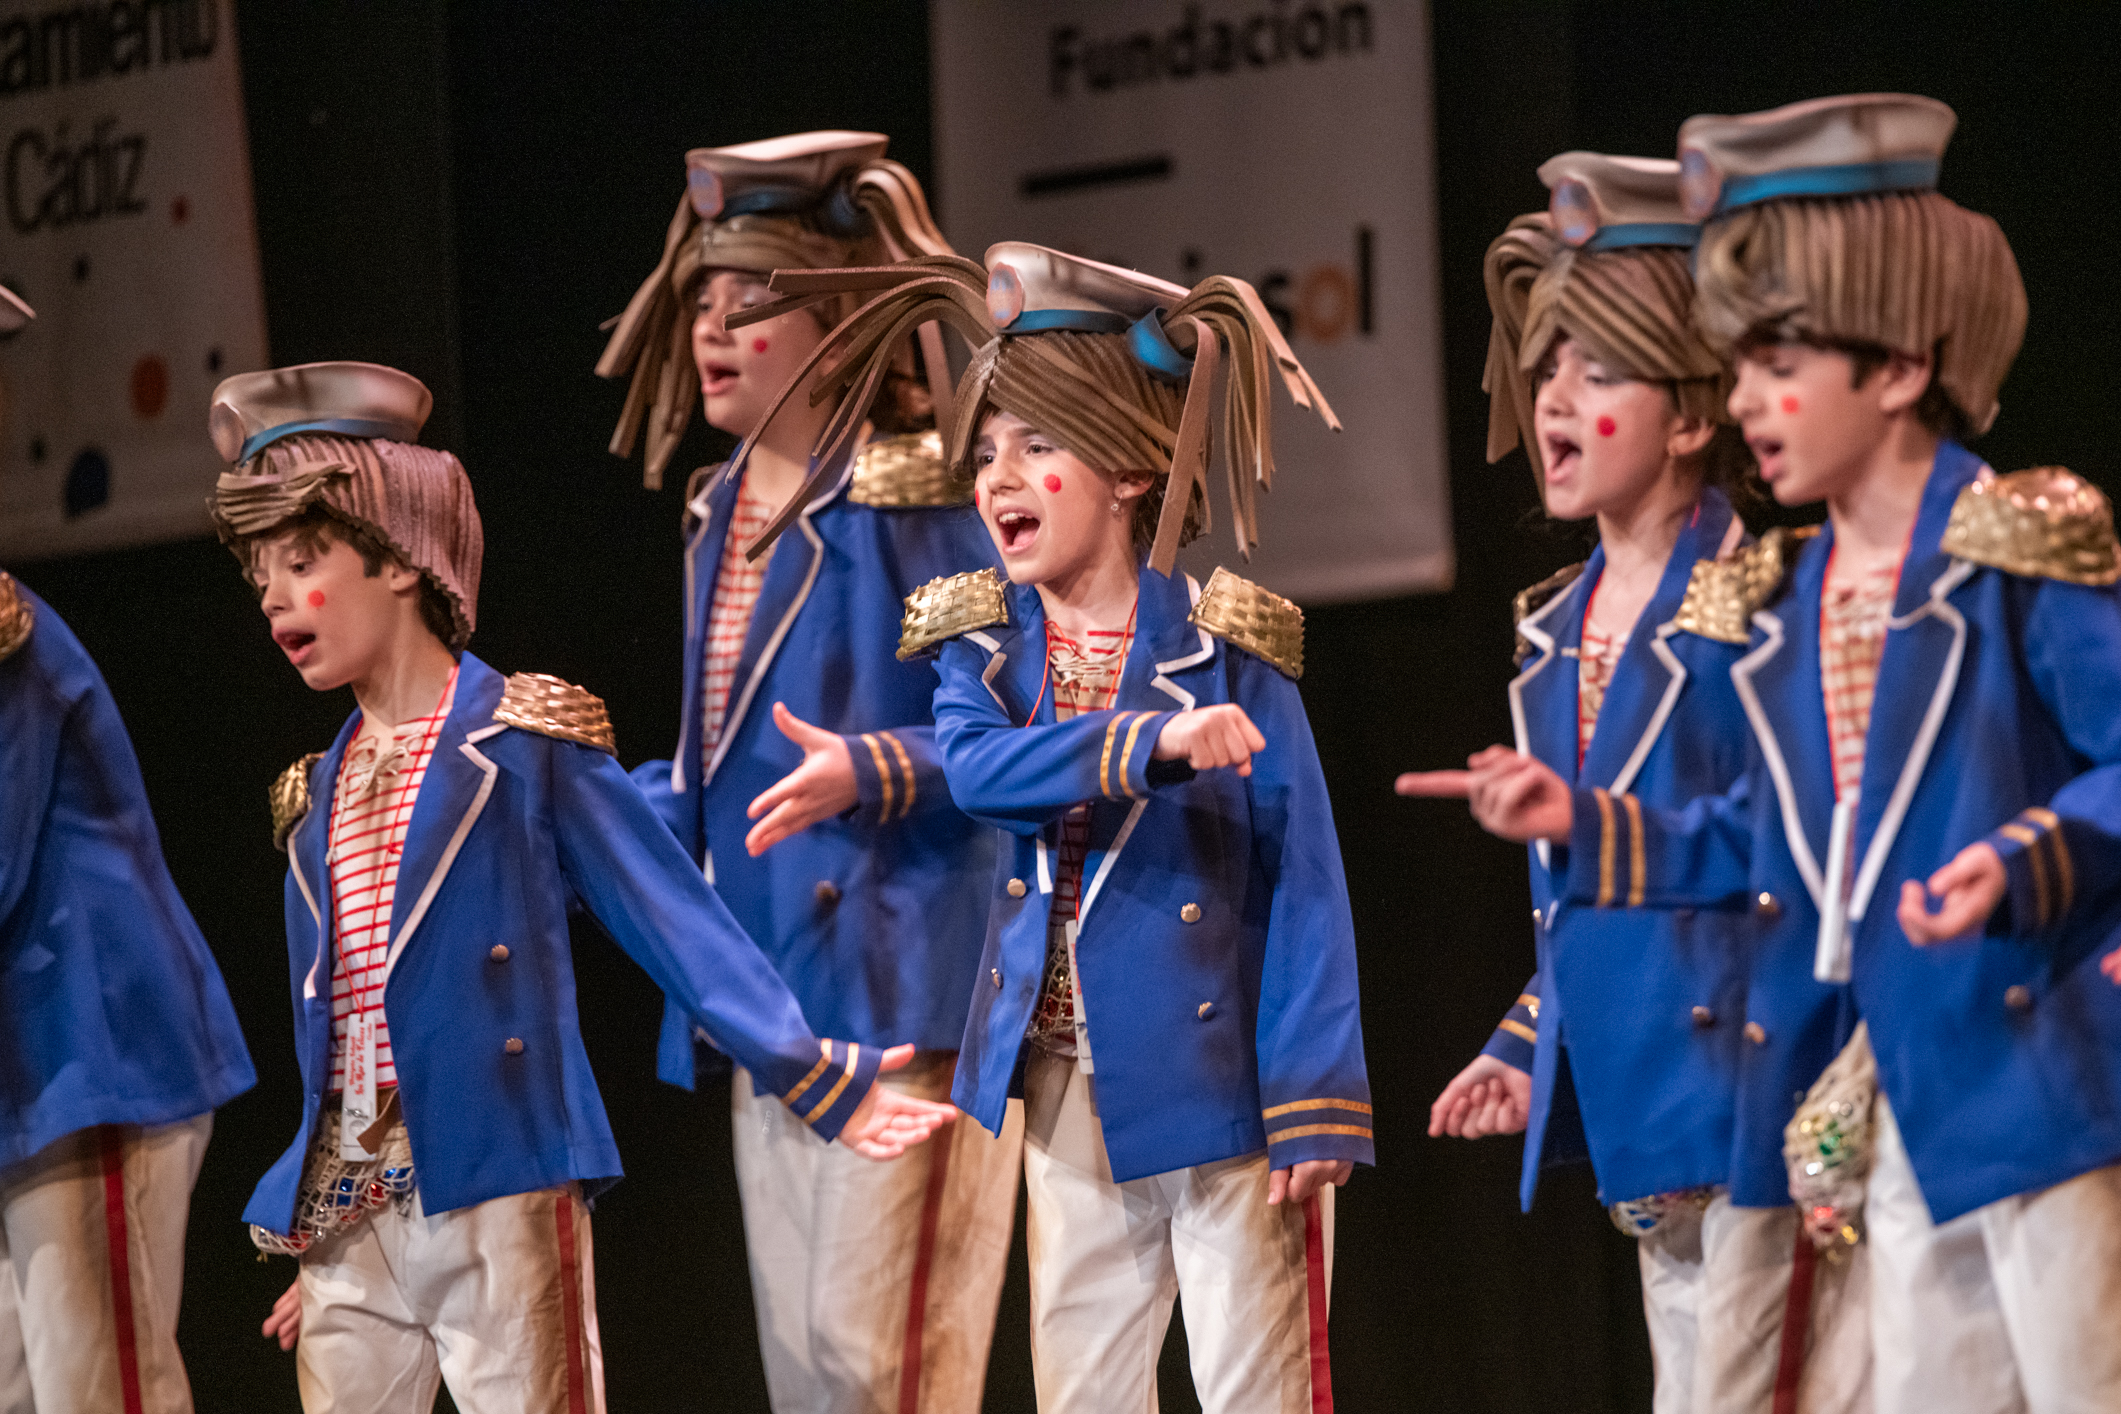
[1623,793,1646,906]
[783,1043,833,1108]
[1999,822,2051,927]
[1594,788,1617,907]
[880,731,917,819]
[1498,1019,1537,1044]
[1262,1097,1377,1120]
[2025,807,2075,917]
[859,734,895,825]
[804,1042,859,1123]
[1118,711,1152,799]
[1098,714,1128,800]
[1268,1123,1374,1142]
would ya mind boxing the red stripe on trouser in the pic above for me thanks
[98,1127,145,1414]
[1771,1229,1819,1414]
[555,1192,588,1414]
[1304,1194,1332,1414]
[897,1090,958,1412]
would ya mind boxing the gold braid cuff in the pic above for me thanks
[0,572,33,663]
[898,568,1008,661]
[1672,526,1821,644]
[1188,566,1304,679]
[1941,467,2121,587]
[270,753,323,852]
[849,430,970,508]
[494,674,616,755]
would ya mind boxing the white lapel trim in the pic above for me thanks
[1731,609,1825,908]
[1081,576,1206,927]
[1846,558,1975,922]
[289,807,325,1000]
[702,497,832,788]
[378,730,502,987]
[672,502,714,796]
[1508,584,1573,872]
[1607,626,1688,797]
[967,630,1011,712]
[1036,837,1052,894]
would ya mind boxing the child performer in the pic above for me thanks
[729,241,1369,1412]
[1458,93,2121,1412]
[597,131,1016,1413]
[0,291,255,1414]
[1401,152,1868,1413]
[208,360,952,1414]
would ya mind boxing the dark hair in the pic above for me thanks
[241,506,458,649]
[1738,326,1975,444]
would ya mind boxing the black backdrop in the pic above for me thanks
[14,4,2121,1409]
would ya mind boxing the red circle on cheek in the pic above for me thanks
[306,590,326,609]
[752,338,770,354]
[1042,474,1063,493]
[1595,416,1616,438]
[1781,395,1801,414]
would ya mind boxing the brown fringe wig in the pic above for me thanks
[596,158,955,489]
[209,432,483,650]
[1692,190,2026,438]
[722,255,1339,575]
[1484,214,1733,505]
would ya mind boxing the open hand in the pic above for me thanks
[1398,745,1573,844]
[1154,704,1266,777]
[837,1044,959,1160]
[745,703,860,856]
[261,1279,301,1351]
[1268,1158,1353,1206]
[1428,1052,1533,1138]
[1897,842,2006,945]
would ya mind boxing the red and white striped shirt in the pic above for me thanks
[1028,620,1133,1054]
[1821,555,1901,801]
[702,486,778,765]
[326,666,459,1094]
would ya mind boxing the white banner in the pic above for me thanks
[0,0,266,561]
[932,0,1450,603]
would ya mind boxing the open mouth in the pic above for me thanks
[1747,435,1785,475]
[994,508,1041,555]
[1543,433,1581,475]
[273,626,317,664]
[701,362,740,396]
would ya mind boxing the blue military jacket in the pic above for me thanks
[0,577,254,1167]
[1478,490,1755,1210]
[633,446,999,1082]
[930,563,1373,1184]
[1565,441,2121,1221]
[246,654,879,1232]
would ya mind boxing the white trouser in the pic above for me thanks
[1020,1049,1331,1414]
[1869,1093,2121,1414]
[1638,1193,1871,1414]
[733,1053,1022,1414]
[295,1182,603,1414]
[0,1115,210,1414]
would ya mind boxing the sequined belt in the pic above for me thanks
[1608,1184,1719,1239]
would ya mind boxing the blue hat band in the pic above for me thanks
[1582,222,1700,252]
[1127,308,1195,383]
[1714,157,1940,217]
[720,184,822,218]
[998,309,1132,336]
[238,417,413,465]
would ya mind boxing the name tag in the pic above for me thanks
[340,1011,379,1160]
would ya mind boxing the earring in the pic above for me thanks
[1110,500,1123,514]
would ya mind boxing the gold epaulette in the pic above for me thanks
[270,753,322,853]
[1511,562,1584,665]
[1672,526,1821,644]
[898,568,1008,661]
[0,571,32,664]
[1189,566,1303,679]
[494,673,617,755]
[849,430,971,508]
[1940,466,2121,586]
